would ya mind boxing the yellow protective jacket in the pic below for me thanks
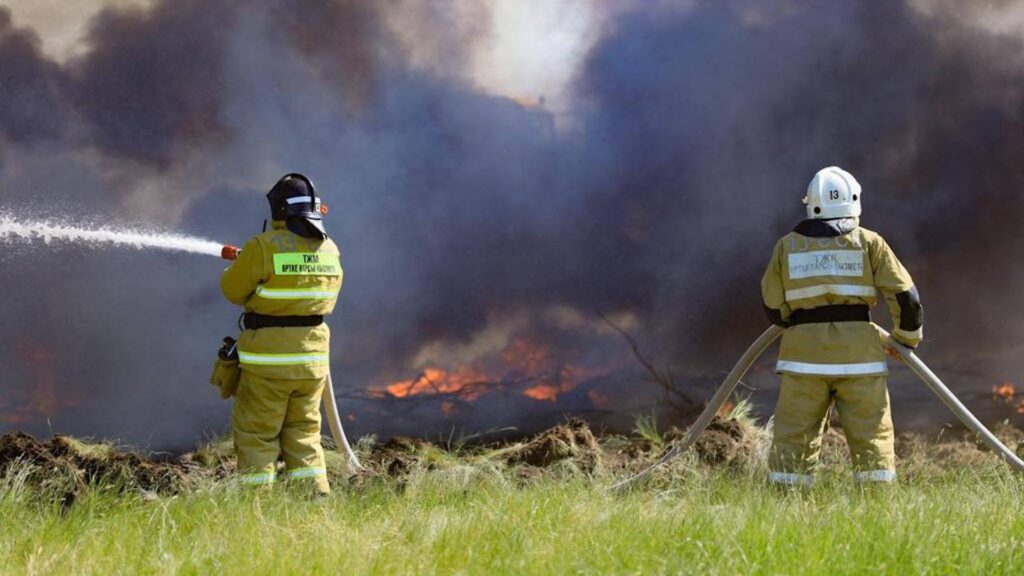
[221,221,343,380]
[761,219,923,377]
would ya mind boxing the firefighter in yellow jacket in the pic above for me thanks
[761,166,923,485]
[221,173,342,494]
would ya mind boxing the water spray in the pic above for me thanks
[1,213,360,470]
[0,214,227,257]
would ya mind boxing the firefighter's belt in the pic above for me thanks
[241,312,324,329]
[788,305,870,326]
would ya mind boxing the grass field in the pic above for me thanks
[2,466,1023,574]
[2,413,1024,575]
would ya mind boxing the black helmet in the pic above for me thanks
[266,173,327,239]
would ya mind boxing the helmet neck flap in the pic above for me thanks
[266,173,327,239]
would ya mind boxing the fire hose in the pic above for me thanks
[324,372,363,472]
[222,244,362,472]
[611,324,1024,493]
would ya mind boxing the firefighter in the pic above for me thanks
[221,173,342,494]
[761,166,923,485]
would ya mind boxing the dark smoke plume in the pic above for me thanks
[0,7,68,145]
[270,0,381,113]
[68,0,237,168]
[2,0,1024,447]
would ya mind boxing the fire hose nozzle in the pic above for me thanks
[221,245,241,260]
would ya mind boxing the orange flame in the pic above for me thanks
[523,384,560,402]
[990,382,1024,415]
[503,339,550,374]
[371,331,629,417]
[994,382,1016,401]
[381,367,489,401]
[374,339,604,409]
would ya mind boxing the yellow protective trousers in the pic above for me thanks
[769,373,895,484]
[232,370,330,493]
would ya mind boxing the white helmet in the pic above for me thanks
[803,166,862,219]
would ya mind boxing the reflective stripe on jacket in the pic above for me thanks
[221,221,343,379]
[761,219,923,376]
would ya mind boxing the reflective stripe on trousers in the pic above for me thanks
[771,471,895,484]
[286,466,327,480]
[854,469,896,483]
[240,472,276,485]
[237,351,329,366]
[769,472,814,486]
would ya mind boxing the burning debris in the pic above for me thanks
[992,382,1024,415]
[369,332,627,411]
[379,367,490,401]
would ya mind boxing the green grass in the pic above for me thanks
[2,462,1023,575]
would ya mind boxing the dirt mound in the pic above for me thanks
[505,418,602,472]
[365,436,434,478]
[692,417,753,465]
[654,416,757,467]
[349,420,605,485]
[0,432,213,501]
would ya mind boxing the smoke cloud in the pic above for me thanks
[2,0,1024,447]
[68,0,236,167]
[0,8,68,144]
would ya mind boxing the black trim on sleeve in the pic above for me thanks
[764,305,790,328]
[895,287,923,331]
